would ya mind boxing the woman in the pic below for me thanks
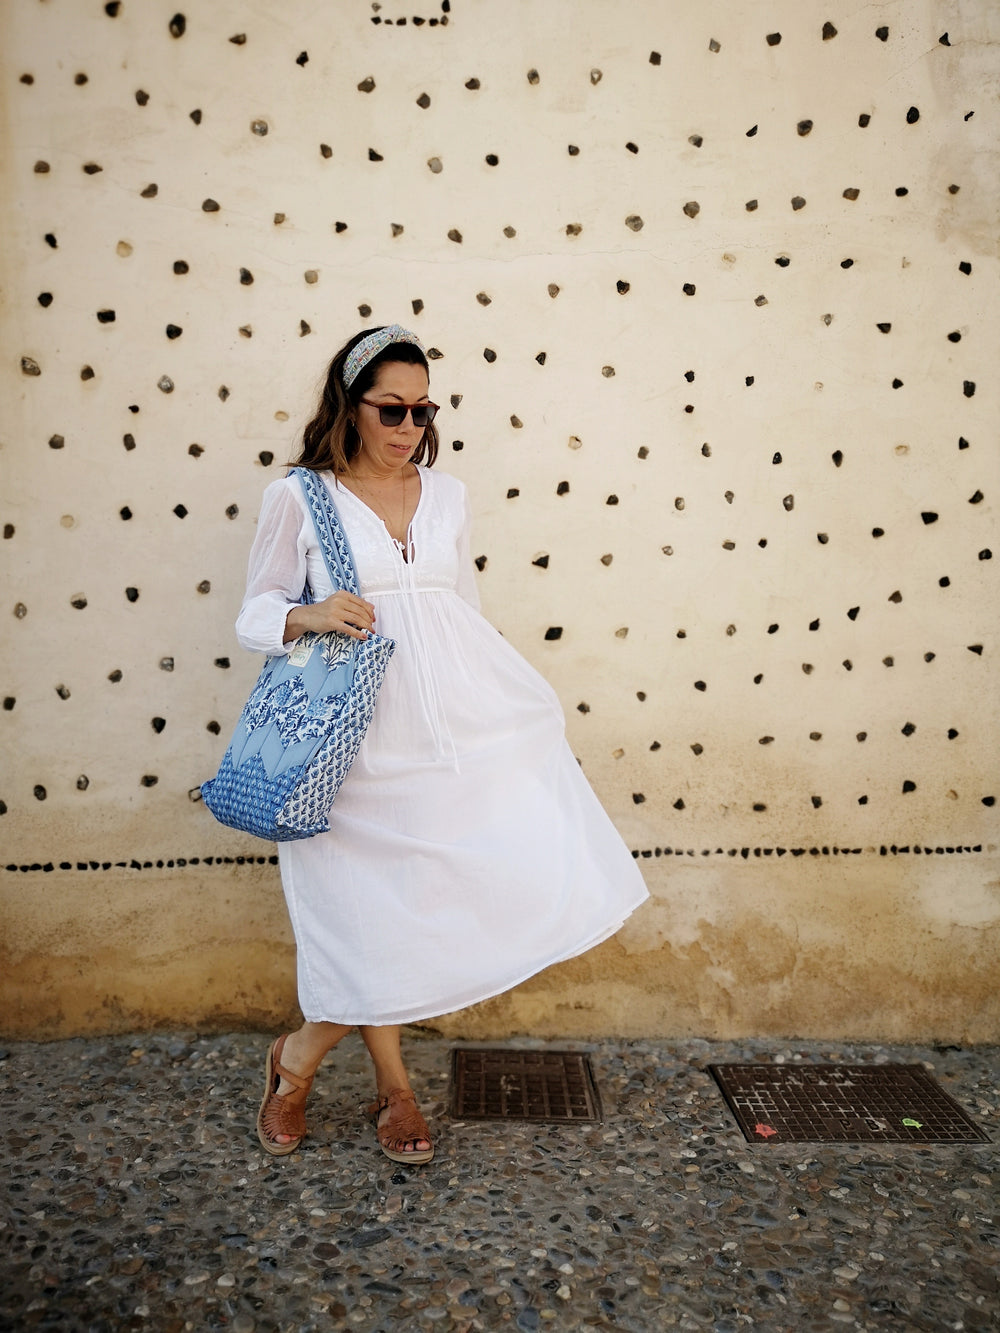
[236,324,649,1163]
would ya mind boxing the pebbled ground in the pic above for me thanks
[1,1034,996,1332]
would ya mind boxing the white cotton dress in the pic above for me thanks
[235,465,649,1025]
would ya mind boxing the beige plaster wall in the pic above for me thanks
[2,0,998,1042]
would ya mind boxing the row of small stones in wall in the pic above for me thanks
[2,677,989,726]
[1,705,987,740]
[1,841,990,876]
[7,505,993,621]
[15,17,960,92]
[3,653,990,731]
[7,474,989,524]
[26,168,964,207]
[23,273,983,314]
[3,786,994,817]
[17,7,956,49]
[20,253,979,303]
[9,584,993,624]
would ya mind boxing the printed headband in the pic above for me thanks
[342,325,425,388]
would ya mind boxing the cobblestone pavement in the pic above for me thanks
[2,1034,997,1332]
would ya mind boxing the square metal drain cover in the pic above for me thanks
[710,1063,990,1144]
[450,1048,602,1123]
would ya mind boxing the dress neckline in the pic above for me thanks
[329,466,425,559]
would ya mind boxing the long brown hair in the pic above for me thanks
[291,329,439,473]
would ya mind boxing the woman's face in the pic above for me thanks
[353,360,431,473]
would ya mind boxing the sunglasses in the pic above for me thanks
[359,399,440,428]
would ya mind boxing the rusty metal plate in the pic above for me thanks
[450,1048,602,1123]
[709,1063,991,1144]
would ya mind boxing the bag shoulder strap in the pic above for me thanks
[292,467,362,597]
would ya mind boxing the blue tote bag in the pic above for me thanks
[201,467,394,841]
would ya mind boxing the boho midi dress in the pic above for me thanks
[235,465,649,1025]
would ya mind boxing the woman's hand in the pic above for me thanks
[283,592,376,644]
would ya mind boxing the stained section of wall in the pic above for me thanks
[1,0,998,1039]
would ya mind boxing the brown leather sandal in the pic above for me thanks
[366,1087,435,1165]
[257,1034,315,1156]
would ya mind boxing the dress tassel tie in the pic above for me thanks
[390,533,460,772]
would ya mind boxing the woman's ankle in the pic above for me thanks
[373,1068,413,1099]
[276,1023,349,1091]
[278,1030,316,1081]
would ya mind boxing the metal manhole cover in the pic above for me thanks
[710,1063,990,1144]
[450,1048,602,1123]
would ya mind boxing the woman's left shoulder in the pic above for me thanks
[419,466,467,504]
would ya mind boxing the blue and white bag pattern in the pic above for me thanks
[201,467,394,841]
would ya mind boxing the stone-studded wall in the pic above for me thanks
[2,0,998,1041]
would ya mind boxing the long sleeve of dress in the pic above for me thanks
[235,480,309,657]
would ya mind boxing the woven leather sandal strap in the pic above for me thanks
[261,1090,307,1141]
[366,1087,416,1118]
[369,1088,430,1150]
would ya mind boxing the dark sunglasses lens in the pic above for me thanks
[377,405,407,426]
[375,403,438,426]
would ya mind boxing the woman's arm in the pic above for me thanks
[235,481,374,653]
[282,594,374,643]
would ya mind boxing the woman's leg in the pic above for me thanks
[358,1024,410,1096]
[359,1025,432,1155]
[261,1021,352,1149]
